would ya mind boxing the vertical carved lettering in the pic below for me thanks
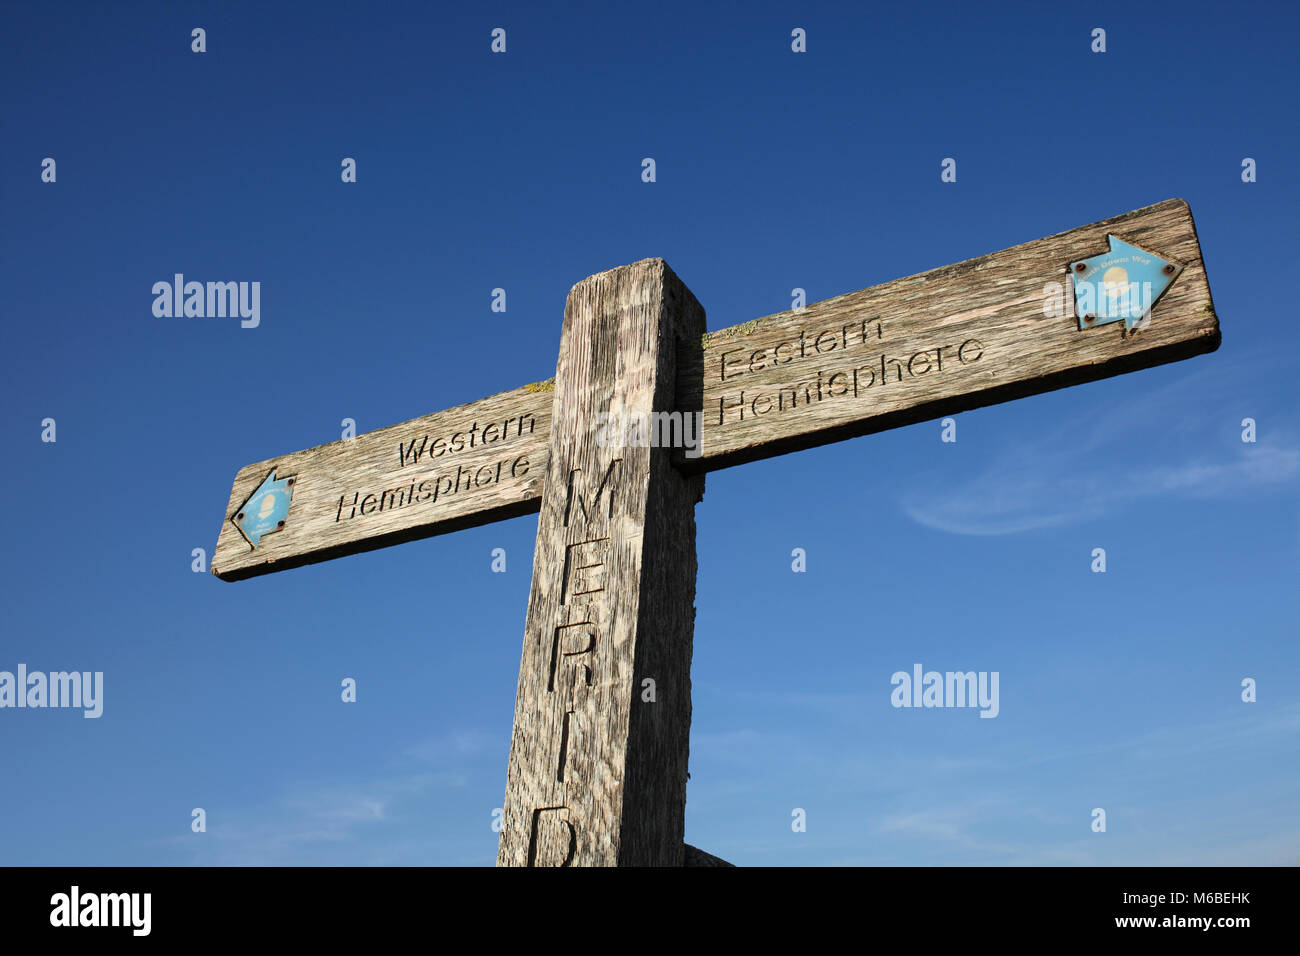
[565,461,621,528]
[549,621,597,785]
[528,807,577,867]
[549,622,597,697]
[561,539,609,603]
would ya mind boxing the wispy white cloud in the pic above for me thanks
[402,729,500,764]
[153,729,500,865]
[157,771,468,865]
[900,353,1299,535]
[686,689,1300,865]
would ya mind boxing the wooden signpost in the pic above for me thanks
[212,199,1219,865]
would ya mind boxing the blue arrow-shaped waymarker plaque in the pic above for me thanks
[233,469,296,549]
[1069,235,1183,332]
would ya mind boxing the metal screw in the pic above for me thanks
[286,478,295,486]
[277,520,286,528]
[1074,263,1087,273]
[236,512,244,520]
[1083,314,1095,325]
[1162,264,1176,275]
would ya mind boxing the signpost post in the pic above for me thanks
[212,198,1219,865]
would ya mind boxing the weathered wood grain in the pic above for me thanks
[496,259,705,866]
[212,199,1218,580]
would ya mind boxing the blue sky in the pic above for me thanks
[1,0,1296,866]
